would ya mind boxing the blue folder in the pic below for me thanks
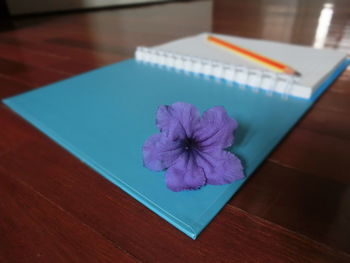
[3,58,349,239]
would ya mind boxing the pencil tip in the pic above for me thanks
[285,68,301,77]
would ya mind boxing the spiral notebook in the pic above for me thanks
[2,33,349,239]
[136,33,347,99]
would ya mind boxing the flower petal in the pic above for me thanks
[156,102,200,140]
[165,152,206,192]
[195,106,237,150]
[196,149,244,185]
[143,133,184,171]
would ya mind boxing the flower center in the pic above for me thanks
[183,137,198,152]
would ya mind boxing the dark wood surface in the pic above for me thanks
[1,0,350,262]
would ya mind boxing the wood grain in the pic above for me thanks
[0,164,138,263]
[1,0,350,262]
[231,161,350,253]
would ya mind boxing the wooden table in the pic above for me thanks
[1,0,350,262]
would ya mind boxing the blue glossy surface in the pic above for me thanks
[3,59,349,239]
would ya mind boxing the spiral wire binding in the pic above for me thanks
[135,47,300,97]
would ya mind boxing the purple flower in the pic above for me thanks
[143,102,244,192]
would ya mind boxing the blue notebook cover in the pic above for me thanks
[3,58,349,239]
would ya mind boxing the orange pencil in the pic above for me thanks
[207,35,301,76]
